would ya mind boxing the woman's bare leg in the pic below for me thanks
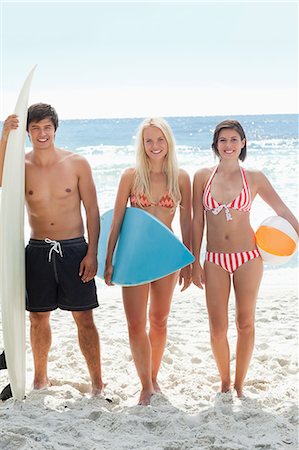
[233,257,263,397]
[122,284,154,405]
[204,261,231,392]
[149,272,178,392]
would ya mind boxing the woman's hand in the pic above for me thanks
[192,262,205,289]
[179,264,192,291]
[104,263,114,286]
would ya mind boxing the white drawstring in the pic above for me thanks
[45,238,63,262]
[212,204,233,221]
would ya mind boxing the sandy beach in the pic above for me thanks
[0,266,298,450]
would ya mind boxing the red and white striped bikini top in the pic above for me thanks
[203,166,252,221]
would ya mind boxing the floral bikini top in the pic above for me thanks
[202,166,252,221]
[130,192,174,209]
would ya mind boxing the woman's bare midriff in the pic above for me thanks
[206,210,257,253]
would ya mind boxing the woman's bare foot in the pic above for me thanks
[221,380,231,393]
[152,380,161,393]
[138,388,154,406]
[234,384,243,398]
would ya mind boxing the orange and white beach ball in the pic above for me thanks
[255,216,298,265]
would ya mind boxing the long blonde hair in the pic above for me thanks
[133,117,181,207]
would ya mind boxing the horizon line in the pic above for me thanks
[56,112,298,121]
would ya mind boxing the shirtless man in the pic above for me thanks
[0,103,103,395]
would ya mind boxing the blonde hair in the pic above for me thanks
[133,117,181,208]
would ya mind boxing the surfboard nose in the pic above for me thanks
[97,208,194,286]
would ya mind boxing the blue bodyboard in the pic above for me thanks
[97,207,194,286]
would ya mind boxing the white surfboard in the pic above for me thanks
[0,66,36,400]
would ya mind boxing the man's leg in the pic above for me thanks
[72,310,103,395]
[30,311,51,389]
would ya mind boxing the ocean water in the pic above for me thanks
[22,114,298,270]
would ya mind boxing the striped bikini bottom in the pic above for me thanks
[205,249,261,274]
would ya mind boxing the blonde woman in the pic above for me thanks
[104,118,191,405]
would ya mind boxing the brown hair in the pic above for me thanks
[212,119,247,161]
[27,103,59,132]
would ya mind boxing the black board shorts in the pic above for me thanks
[26,237,99,312]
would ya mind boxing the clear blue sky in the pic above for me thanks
[0,1,298,119]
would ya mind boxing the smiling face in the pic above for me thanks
[216,128,246,160]
[28,118,56,150]
[143,126,168,161]
[212,120,247,161]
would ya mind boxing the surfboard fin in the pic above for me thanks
[0,351,7,370]
[0,384,12,401]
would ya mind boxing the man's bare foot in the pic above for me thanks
[138,388,154,406]
[92,386,104,397]
[33,378,51,390]
[152,380,161,393]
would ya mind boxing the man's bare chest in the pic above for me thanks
[25,164,78,203]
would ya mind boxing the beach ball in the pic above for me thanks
[255,216,298,265]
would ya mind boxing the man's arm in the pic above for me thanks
[77,156,100,282]
[0,115,19,187]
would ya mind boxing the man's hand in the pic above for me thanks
[1,115,19,141]
[79,253,97,283]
